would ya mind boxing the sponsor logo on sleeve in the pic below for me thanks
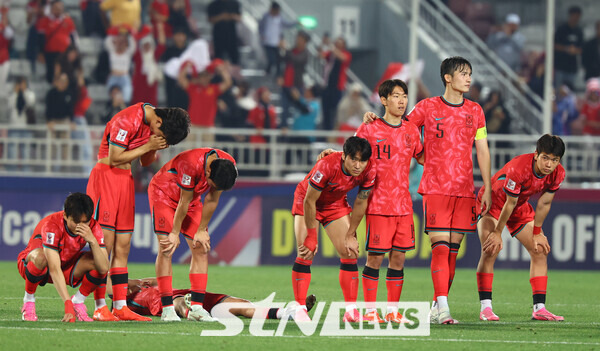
[46,232,55,245]
[182,174,192,186]
[116,129,128,142]
[506,179,516,191]
[311,171,323,184]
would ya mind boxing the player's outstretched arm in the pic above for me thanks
[475,138,492,216]
[108,135,167,167]
[43,248,75,322]
[532,192,555,254]
[483,195,518,255]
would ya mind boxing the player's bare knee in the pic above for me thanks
[27,249,48,269]
[366,253,384,269]
[529,249,547,260]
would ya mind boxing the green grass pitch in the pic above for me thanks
[0,261,598,350]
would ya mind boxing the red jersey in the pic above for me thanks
[36,14,75,53]
[149,148,236,208]
[187,83,221,127]
[295,152,376,211]
[581,102,600,136]
[407,96,486,198]
[356,118,423,216]
[97,103,153,160]
[21,211,105,268]
[479,153,565,212]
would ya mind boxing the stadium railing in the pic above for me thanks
[0,124,599,185]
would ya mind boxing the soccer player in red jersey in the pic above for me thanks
[365,57,492,324]
[476,135,565,322]
[122,278,316,320]
[148,148,238,322]
[87,103,190,321]
[17,193,109,322]
[291,136,376,322]
[354,80,424,323]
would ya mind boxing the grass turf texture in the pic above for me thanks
[0,261,597,350]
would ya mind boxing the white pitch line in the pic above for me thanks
[0,326,599,345]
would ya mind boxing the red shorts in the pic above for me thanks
[479,199,535,237]
[149,199,202,240]
[292,196,351,227]
[127,286,228,316]
[87,163,135,234]
[422,194,477,234]
[365,214,415,253]
[17,250,86,288]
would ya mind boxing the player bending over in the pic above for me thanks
[18,193,109,322]
[123,278,316,320]
[476,134,565,322]
[291,136,376,322]
[148,148,237,321]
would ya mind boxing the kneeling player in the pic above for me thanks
[124,278,316,320]
[291,136,376,322]
[148,148,238,322]
[476,134,565,321]
[17,193,109,322]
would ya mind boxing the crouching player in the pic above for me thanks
[476,134,565,321]
[124,278,316,320]
[148,148,238,322]
[291,136,376,322]
[17,193,109,322]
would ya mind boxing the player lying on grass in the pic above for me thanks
[476,134,565,322]
[291,136,376,322]
[148,148,238,322]
[123,278,316,320]
[17,193,109,322]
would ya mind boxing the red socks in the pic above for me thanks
[79,270,106,297]
[339,259,358,305]
[448,243,460,291]
[24,263,48,294]
[110,267,128,302]
[362,266,379,309]
[189,273,207,306]
[386,268,404,305]
[157,276,174,308]
[530,276,548,305]
[431,241,450,300]
[292,257,312,305]
[477,272,494,300]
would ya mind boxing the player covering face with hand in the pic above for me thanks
[476,134,566,322]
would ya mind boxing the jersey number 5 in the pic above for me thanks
[376,144,391,159]
[436,123,444,138]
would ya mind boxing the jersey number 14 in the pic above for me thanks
[376,144,392,159]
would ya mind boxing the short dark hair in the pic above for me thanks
[297,30,310,43]
[63,192,94,222]
[209,159,238,191]
[568,6,582,15]
[154,107,191,145]
[378,79,408,99]
[270,1,280,10]
[536,134,565,158]
[440,56,472,86]
[343,136,372,161]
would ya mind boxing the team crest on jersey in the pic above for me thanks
[506,179,516,191]
[116,129,128,142]
[46,232,55,245]
[429,213,436,225]
[373,234,380,245]
[404,133,412,148]
[182,174,192,186]
[465,114,473,128]
[103,211,110,222]
[312,171,324,184]
[158,217,165,228]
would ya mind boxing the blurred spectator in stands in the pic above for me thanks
[259,1,296,77]
[582,20,600,81]
[7,77,36,171]
[25,0,49,75]
[336,82,371,131]
[291,85,321,144]
[101,0,141,33]
[554,5,583,89]
[235,80,255,122]
[46,73,74,167]
[103,84,127,124]
[160,27,188,108]
[482,90,511,135]
[486,13,525,73]
[81,0,107,37]
[320,34,351,131]
[207,0,241,66]
[528,52,545,99]
[105,27,136,103]
[278,30,309,129]
[37,0,78,84]
[54,46,82,101]
[247,86,277,144]
[178,59,232,142]
[466,81,483,104]
[132,25,165,105]
[579,78,600,136]
[149,0,168,37]
[552,83,578,135]
[0,7,13,98]
[168,0,193,36]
